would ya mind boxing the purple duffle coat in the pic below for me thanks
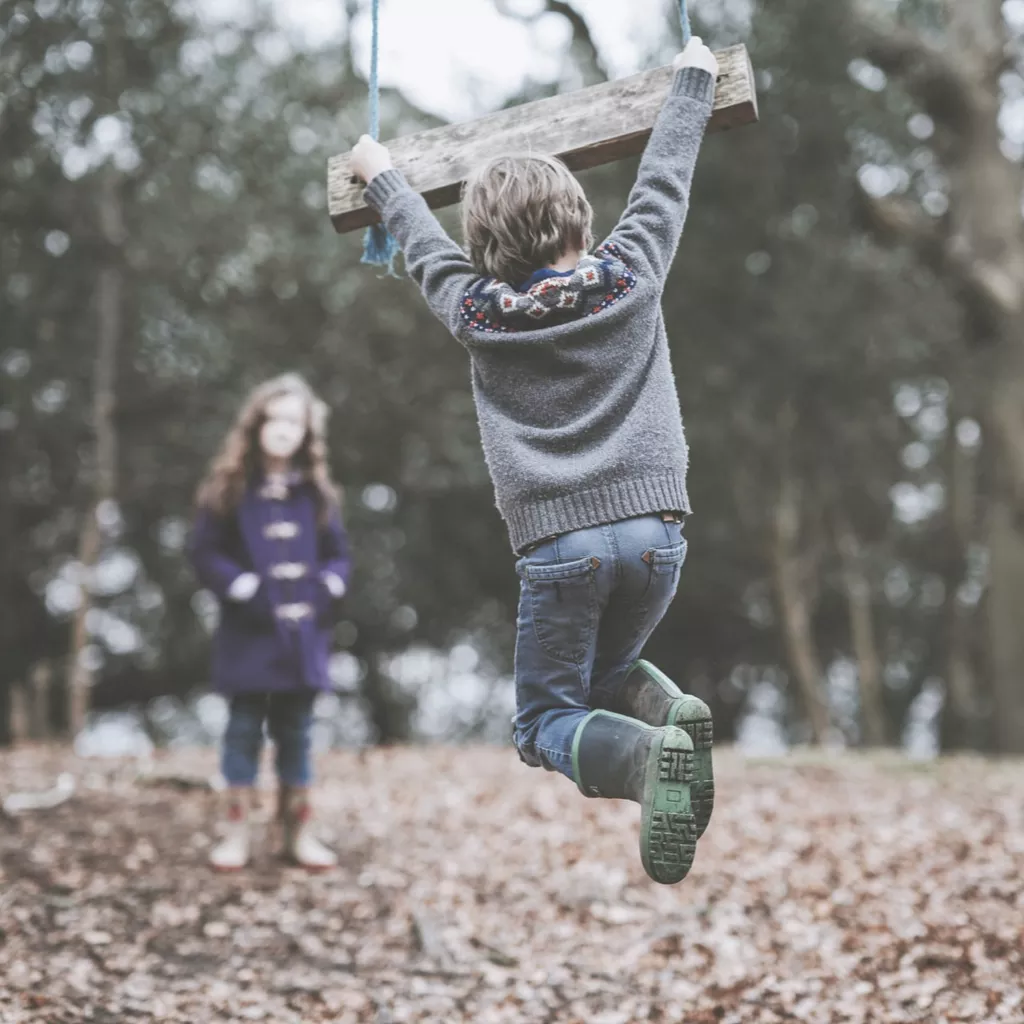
[189,479,351,695]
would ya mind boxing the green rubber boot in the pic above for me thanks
[571,710,697,885]
[613,660,715,838]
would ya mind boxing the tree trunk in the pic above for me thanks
[858,0,1024,751]
[834,515,887,747]
[986,338,1024,752]
[31,662,52,740]
[771,460,829,745]
[67,514,101,738]
[10,683,30,746]
[66,173,124,739]
[941,407,985,750]
[0,429,14,746]
[361,654,414,745]
[956,2,1024,751]
[986,495,1024,753]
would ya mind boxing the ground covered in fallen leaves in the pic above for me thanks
[1,745,1022,1024]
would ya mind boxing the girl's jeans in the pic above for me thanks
[221,692,316,787]
[513,514,687,779]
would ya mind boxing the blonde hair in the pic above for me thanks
[196,373,339,522]
[461,154,594,285]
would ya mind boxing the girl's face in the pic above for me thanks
[259,392,308,463]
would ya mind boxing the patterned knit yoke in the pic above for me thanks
[460,243,637,335]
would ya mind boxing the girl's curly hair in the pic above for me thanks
[196,373,340,522]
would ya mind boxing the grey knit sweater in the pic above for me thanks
[364,67,715,553]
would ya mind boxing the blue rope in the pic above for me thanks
[679,0,692,43]
[361,0,400,273]
[368,0,380,139]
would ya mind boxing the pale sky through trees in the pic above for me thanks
[198,0,683,121]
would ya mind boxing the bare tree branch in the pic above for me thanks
[943,0,1010,82]
[855,190,946,264]
[855,13,976,131]
[494,0,609,84]
[856,189,1023,330]
[342,0,360,79]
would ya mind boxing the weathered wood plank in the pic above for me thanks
[328,44,757,234]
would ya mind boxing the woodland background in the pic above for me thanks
[4,0,1024,758]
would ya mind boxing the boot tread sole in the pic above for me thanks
[641,728,697,885]
[672,708,715,839]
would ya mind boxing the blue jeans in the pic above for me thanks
[221,692,316,787]
[513,514,687,779]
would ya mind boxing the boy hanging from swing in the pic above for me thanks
[350,36,719,885]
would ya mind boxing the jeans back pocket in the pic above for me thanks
[521,555,600,664]
[639,538,687,613]
[647,539,688,575]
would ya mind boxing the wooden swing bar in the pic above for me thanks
[328,44,758,235]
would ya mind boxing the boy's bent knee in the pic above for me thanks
[513,724,544,769]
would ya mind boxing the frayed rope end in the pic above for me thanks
[361,223,401,277]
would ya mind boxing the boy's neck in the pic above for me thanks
[547,250,585,273]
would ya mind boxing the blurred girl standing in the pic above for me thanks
[190,373,350,871]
